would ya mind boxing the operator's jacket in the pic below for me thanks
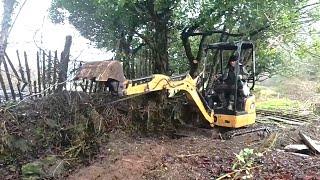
[222,65,248,89]
[214,65,248,94]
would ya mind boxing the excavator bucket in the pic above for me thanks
[74,60,126,94]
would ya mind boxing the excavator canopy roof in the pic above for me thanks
[206,41,254,50]
[74,60,126,82]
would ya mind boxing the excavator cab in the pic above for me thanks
[203,41,256,127]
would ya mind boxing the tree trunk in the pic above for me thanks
[151,18,169,74]
[181,26,208,78]
[57,36,72,92]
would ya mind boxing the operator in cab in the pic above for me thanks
[215,55,249,110]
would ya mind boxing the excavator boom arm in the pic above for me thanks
[122,74,215,126]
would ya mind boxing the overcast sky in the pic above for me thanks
[1,0,113,70]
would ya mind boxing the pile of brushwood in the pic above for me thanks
[0,91,177,179]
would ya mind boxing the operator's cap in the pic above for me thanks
[229,55,238,62]
[229,55,243,65]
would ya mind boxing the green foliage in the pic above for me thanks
[254,84,302,110]
[253,85,278,100]
[255,42,284,77]
[21,155,65,179]
[232,148,263,179]
[21,161,44,179]
[49,0,320,76]
[289,35,320,79]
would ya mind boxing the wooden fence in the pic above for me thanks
[0,36,73,103]
[0,35,160,102]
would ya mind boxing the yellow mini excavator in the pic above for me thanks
[75,41,257,129]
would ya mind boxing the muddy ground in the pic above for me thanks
[1,91,320,180]
[68,121,320,180]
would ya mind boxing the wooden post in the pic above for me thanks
[84,79,89,92]
[52,50,58,91]
[4,52,20,81]
[16,50,25,80]
[57,36,72,92]
[3,59,16,100]
[0,72,8,101]
[17,83,23,100]
[24,51,32,95]
[93,81,98,93]
[42,51,46,96]
[89,80,95,94]
[79,79,86,92]
[33,81,37,97]
[47,51,52,94]
[16,50,27,91]
[36,51,42,97]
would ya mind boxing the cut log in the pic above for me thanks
[299,131,320,154]
[267,116,305,126]
[284,144,309,152]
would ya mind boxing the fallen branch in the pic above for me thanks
[284,144,309,152]
[175,153,203,158]
[299,131,320,154]
[289,152,310,158]
[267,116,305,126]
[52,160,64,177]
[216,165,263,180]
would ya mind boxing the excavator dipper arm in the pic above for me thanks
[121,74,215,126]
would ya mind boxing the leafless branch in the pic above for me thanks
[7,0,28,36]
[296,2,320,12]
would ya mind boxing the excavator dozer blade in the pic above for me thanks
[74,60,126,94]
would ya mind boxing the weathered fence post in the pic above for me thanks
[33,81,37,97]
[0,72,8,101]
[17,83,23,100]
[24,51,32,96]
[84,79,89,92]
[47,51,52,94]
[16,50,27,91]
[5,52,20,81]
[57,35,72,92]
[42,51,46,96]
[52,50,58,91]
[2,58,16,100]
[37,51,42,97]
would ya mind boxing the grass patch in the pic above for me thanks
[253,85,278,101]
[256,98,301,111]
